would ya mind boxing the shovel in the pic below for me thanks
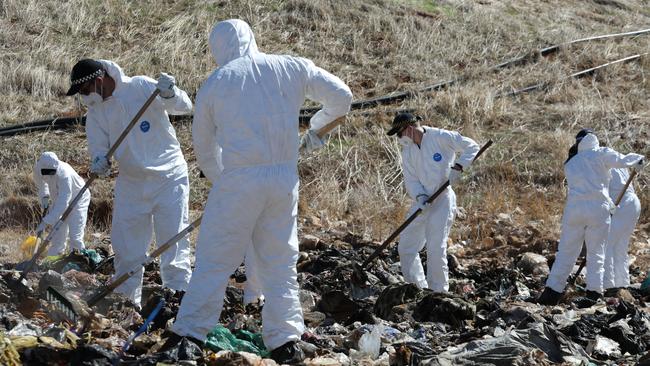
[351,140,494,287]
[568,169,638,286]
[46,216,202,322]
[18,89,161,283]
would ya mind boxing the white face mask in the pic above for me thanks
[399,135,411,146]
[80,92,103,107]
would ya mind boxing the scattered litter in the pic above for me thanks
[0,227,648,364]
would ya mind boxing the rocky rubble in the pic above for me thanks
[0,216,649,365]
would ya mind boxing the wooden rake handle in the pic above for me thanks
[87,216,202,307]
[361,140,494,269]
[316,116,347,139]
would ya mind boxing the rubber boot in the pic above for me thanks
[537,287,563,305]
[270,341,305,364]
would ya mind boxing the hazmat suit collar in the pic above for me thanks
[209,19,259,67]
[38,152,60,170]
[577,133,599,152]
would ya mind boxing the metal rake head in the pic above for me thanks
[45,286,78,323]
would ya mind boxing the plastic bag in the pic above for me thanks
[20,236,37,260]
[357,324,382,359]
[80,249,103,266]
[204,325,269,357]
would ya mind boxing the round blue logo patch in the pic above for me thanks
[433,153,442,162]
[140,121,150,132]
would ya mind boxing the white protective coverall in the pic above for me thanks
[397,127,479,292]
[603,168,641,288]
[199,145,264,305]
[172,19,352,349]
[85,60,193,307]
[546,134,644,293]
[33,152,91,255]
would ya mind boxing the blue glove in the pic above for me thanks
[40,196,50,211]
[416,194,429,211]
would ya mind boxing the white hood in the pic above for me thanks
[98,59,130,92]
[578,133,599,152]
[37,152,60,171]
[208,19,259,67]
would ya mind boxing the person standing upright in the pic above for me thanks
[65,59,193,308]
[168,19,352,363]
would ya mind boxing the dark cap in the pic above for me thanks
[387,112,422,136]
[575,128,594,141]
[66,59,104,96]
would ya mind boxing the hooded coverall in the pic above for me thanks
[603,168,641,289]
[546,134,643,293]
[85,60,193,307]
[397,127,479,292]
[172,19,352,349]
[33,152,91,255]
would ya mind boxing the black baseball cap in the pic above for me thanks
[66,59,104,96]
[575,128,594,141]
[387,112,422,136]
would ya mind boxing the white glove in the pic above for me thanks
[157,72,176,99]
[449,169,462,185]
[300,129,325,153]
[40,196,50,211]
[632,159,644,174]
[90,156,111,178]
[609,205,617,216]
[36,221,48,234]
[416,194,429,211]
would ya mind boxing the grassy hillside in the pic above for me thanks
[1,0,649,268]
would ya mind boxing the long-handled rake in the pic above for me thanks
[351,140,494,286]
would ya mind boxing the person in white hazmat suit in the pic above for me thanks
[168,19,352,363]
[603,165,641,290]
[538,129,644,305]
[65,58,193,308]
[33,152,91,256]
[387,113,479,292]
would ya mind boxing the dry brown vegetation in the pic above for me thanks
[1,0,649,273]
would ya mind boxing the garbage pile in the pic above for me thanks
[1,217,650,365]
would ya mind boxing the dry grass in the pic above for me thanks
[0,0,649,266]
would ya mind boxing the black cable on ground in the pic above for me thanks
[2,28,649,137]
[496,52,648,98]
[492,28,650,70]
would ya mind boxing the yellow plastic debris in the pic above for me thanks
[20,235,38,260]
[0,333,22,366]
[8,335,38,351]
